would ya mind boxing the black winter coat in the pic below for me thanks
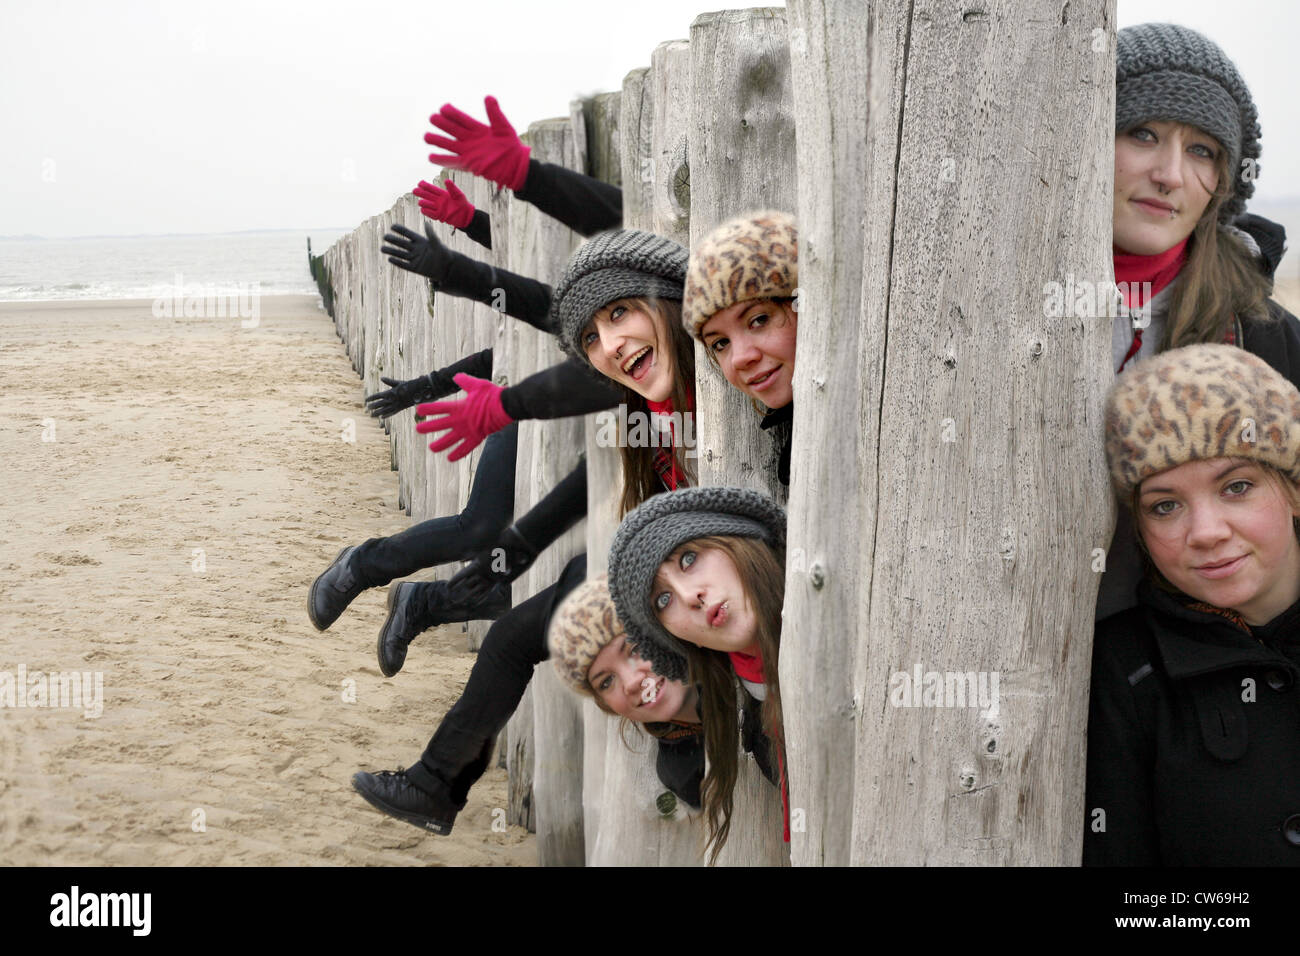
[1084,580,1300,866]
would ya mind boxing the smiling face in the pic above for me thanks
[1113,120,1222,255]
[580,298,677,403]
[652,543,759,655]
[1136,458,1300,625]
[699,299,797,409]
[586,632,690,722]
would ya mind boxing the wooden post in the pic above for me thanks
[687,7,795,868]
[500,118,589,865]
[783,0,1115,865]
[579,41,714,867]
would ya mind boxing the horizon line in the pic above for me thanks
[0,227,353,242]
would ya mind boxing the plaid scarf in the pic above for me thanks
[647,395,692,491]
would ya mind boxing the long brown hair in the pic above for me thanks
[1153,146,1274,350]
[602,297,698,516]
[667,533,787,865]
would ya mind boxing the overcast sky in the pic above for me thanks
[1,0,1295,238]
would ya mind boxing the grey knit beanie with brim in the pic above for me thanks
[1116,22,1261,222]
[607,486,786,682]
[550,229,688,364]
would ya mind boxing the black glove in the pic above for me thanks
[446,525,540,604]
[364,374,443,419]
[381,223,455,284]
[366,349,495,419]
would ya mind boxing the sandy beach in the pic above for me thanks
[0,295,534,866]
[3,279,1298,869]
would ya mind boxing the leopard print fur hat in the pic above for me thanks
[683,211,797,340]
[1105,344,1300,501]
[547,575,685,697]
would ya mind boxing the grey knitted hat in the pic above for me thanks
[607,486,786,682]
[1116,22,1261,221]
[550,229,688,363]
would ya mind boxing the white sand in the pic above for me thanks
[0,296,534,866]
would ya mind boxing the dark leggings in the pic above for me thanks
[352,423,518,588]
[406,553,587,804]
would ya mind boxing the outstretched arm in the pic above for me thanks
[413,178,494,250]
[364,347,494,419]
[414,359,621,462]
[382,223,554,332]
[426,95,622,237]
[445,459,589,603]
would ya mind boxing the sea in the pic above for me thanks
[0,201,1294,304]
[0,229,351,302]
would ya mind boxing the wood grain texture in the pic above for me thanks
[578,45,711,867]
[786,0,1115,865]
[688,7,794,867]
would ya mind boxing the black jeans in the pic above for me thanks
[406,553,587,804]
[352,423,518,587]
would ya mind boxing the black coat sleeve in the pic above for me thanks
[513,459,588,550]
[1240,300,1300,394]
[460,208,492,251]
[436,252,554,334]
[654,734,704,810]
[513,159,622,237]
[1082,618,1162,866]
[429,347,493,384]
[499,357,623,422]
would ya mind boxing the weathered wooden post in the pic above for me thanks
[686,7,795,868]
[782,0,1115,865]
[581,39,717,867]
[500,118,589,866]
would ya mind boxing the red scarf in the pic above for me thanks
[1113,237,1187,309]
[1114,239,1189,372]
[728,648,765,684]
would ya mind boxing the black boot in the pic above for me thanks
[376,580,510,678]
[307,546,366,631]
[351,769,461,836]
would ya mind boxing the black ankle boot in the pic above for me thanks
[351,769,461,836]
[307,546,366,631]
[376,580,511,677]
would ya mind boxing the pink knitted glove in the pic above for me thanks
[415,373,514,462]
[413,178,475,229]
[425,96,532,192]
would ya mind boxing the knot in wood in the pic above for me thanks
[809,561,826,590]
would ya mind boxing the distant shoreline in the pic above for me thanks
[0,228,352,242]
[0,294,323,310]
